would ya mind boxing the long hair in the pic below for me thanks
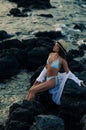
[58,46,67,59]
[53,40,67,59]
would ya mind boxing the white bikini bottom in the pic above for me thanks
[46,76,59,86]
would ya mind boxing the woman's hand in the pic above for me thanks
[33,80,42,85]
[80,82,86,87]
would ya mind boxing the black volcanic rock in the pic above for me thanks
[67,49,84,60]
[38,14,53,18]
[35,31,63,39]
[8,0,52,9]
[27,47,49,70]
[0,37,54,80]
[0,55,19,81]
[79,44,86,51]
[5,120,30,130]
[0,30,13,40]
[30,115,64,130]
[9,8,28,17]
[68,60,83,72]
[73,23,86,31]
[0,39,22,50]
[0,123,4,130]
[5,100,45,130]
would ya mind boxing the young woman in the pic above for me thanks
[26,39,85,104]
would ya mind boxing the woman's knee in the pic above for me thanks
[29,87,35,94]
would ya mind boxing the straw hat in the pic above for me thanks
[56,39,67,54]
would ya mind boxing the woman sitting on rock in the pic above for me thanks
[26,39,86,104]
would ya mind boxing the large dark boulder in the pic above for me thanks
[22,37,54,52]
[5,48,28,68]
[0,123,4,130]
[0,55,19,81]
[8,108,35,123]
[0,30,13,40]
[27,47,49,70]
[35,31,63,39]
[30,115,64,130]
[68,60,83,72]
[5,100,45,130]
[79,59,86,71]
[38,14,53,18]
[81,115,86,130]
[9,100,45,117]
[79,44,86,51]
[5,120,29,130]
[73,23,86,31]
[8,0,52,9]
[0,39,22,50]
[9,8,28,17]
[67,49,84,62]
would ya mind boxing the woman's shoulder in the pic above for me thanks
[50,52,55,54]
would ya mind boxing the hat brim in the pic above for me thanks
[57,42,67,55]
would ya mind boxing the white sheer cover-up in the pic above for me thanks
[36,67,83,105]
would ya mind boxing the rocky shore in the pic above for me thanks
[0,0,86,130]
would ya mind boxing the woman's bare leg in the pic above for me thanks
[26,81,41,100]
[26,78,56,101]
[26,84,36,100]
